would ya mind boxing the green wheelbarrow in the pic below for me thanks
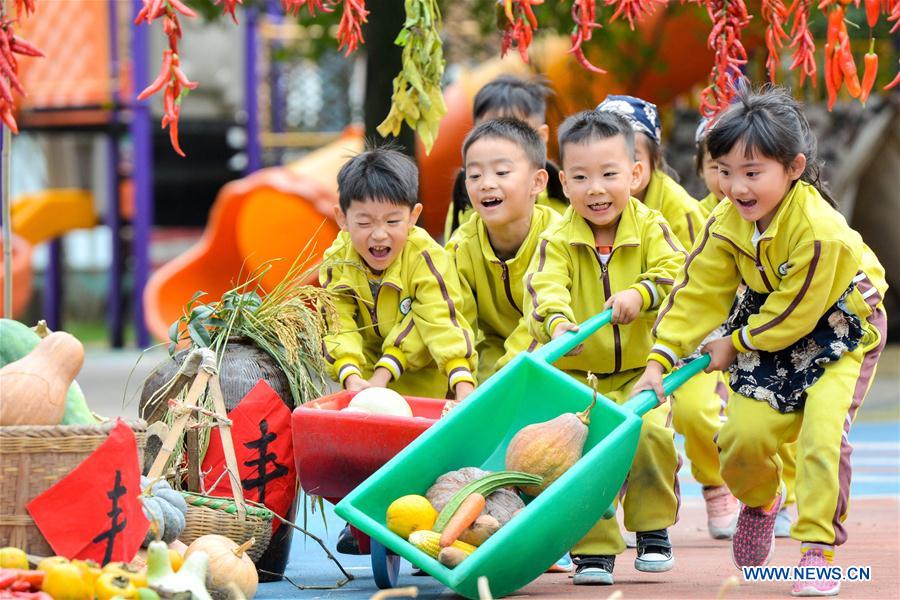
[336,308,711,598]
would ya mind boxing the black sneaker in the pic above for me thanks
[635,529,674,572]
[336,524,361,555]
[572,555,615,585]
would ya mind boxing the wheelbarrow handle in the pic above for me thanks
[624,354,713,417]
[533,309,613,364]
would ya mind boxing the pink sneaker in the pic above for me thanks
[791,548,840,596]
[703,485,738,539]
[731,487,783,568]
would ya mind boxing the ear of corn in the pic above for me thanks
[408,530,476,558]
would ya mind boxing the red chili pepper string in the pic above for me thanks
[14,0,36,18]
[336,0,368,55]
[135,1,198,156]
[787,0,815,86]
[699,0,751,117]
[0,16,43,135]
[859,39,877,104]
[836,29,861,97]
[214,0,243,24]
[889,0,900,32]
[282,0,335,17]
[762,0,791,83]
[570,0,606,73]
[864,0,880,27]
[498,0,543,63]
[884,65,899,90]
[605,0,666,31]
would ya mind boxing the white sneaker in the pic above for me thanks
[573,556,615,585]
[634,529,675,572]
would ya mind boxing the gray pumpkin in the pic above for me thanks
[140,476,188,545]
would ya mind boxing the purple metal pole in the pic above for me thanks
[107,0,124,347]
[131,0,153,347]
[43,239,62,329]
[266,0,285,165]
[245,7,262,173]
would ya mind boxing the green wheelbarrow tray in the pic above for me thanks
[336,308,711,598]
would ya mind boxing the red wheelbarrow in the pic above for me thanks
[291,390,446,587]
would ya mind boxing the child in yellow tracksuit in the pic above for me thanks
[320,146,477,401]
[597,95,739,539]
[634,88,888,597]
[694,118,725,215]
[524,110,685,585]
[444,75,568,241]
[695,117,800,538]
[446,118,559,383]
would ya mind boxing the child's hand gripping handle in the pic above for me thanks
[533,309,613,364]
[624,354,713,417]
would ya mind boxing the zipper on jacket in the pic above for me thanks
[499,261,523,315]
[755,239,775,292]
[594,249,622,372]
[369,284,382,337]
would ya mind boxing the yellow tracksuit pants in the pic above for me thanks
[671,370,727,487]
[673,370,798,509]
[570,368,680,556]
[717,308,887,546]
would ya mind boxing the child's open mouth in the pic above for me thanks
[369,245,391,259]
[481,197,503,208]
[587,201,612,212]
[735,198,757,209]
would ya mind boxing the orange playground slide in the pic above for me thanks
[142,130,362,342]
[144,12,714,342]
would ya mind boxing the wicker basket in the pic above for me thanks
[0,419,147,556]
[178,492,274,562]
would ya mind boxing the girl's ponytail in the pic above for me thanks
[789,99,837,207]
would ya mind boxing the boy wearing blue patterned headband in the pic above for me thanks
[597,95,739,542]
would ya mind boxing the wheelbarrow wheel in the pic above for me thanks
[371,539,401,589]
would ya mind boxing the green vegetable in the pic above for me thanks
[0,318,97,425]
[146,540,212,600]
[432,471,542,533]
[376,0,447,153]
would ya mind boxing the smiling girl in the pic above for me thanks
[633,88,888,597]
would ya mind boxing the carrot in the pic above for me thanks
[439,493,486,548]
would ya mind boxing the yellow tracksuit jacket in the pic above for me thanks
[650,181,888,546]
[447,204,560,382]
[649,180,887,369]
[643,170,707,249]
[525,199,685,375]
[320,227,477,398]
[524,199,686,554]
